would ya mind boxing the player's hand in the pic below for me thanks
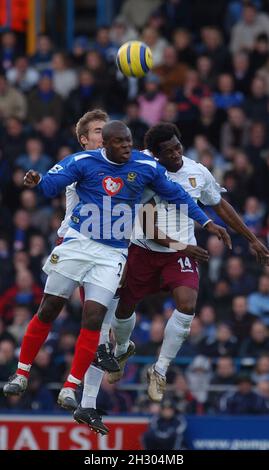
[205,221,232,249]
[24,170,40,188]
[249,239,269,265]
[182,245,209,263]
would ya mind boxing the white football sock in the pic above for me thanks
[155,309,194,377]
[81,365,104,409]
[81,296,119,409]
[112,312,136,357]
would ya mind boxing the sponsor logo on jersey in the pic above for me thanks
[102,176,124,196]
[127,172,137,182]
[50,254,59,264]
[188,177,197,188]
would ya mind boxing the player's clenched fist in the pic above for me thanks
[24,170,40,188]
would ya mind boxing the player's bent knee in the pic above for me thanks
[37,294,65,323]
[82,300,107,330]
[82,314,105,331]
[176,302,196,315]
[173,287,197,316]
[115,300,135,319]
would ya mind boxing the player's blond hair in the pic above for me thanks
[76,109,109,147]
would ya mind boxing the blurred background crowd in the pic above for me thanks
[1,0,269,418]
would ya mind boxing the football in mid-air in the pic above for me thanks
[116,40,153,78]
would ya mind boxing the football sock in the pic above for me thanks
[112,312,136,357]
[16,314,52,378]
[81,365,104,408]
[64,328,100,389]
[155,309,194,377]
[80,297,119,408]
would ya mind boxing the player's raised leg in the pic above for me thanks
[57,295,107,411]
[107,244,162,384]
[148,284,197,402]
[3,272,78,397]
[108,299,136,383]
[57,239,128,419]
[73,296,120,434]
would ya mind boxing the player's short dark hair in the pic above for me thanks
[144,123,181,155]
[76,109,109,146]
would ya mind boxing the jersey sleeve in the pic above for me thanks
[65,184,79,216]
[149,163,210,227]
[38,157,82,198]
[198,164,226,206]
[57,184,79,238]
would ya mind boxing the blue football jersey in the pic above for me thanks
[38,148,210,248]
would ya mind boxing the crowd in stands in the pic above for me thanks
[1,0,269,415]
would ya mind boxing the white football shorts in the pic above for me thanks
[43,234,127,295]
[44,271,117,307]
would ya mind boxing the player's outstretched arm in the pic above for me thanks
[24,156,81,197]
[213,197,269,264]
[26,156,82,198]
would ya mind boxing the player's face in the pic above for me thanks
[157,136,183,172]
[82,120,106,150]
[105,128,133,163]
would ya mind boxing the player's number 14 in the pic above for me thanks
[178,257,193,272]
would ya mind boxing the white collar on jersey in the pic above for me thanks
[101,148,125,165]
[142,148,153,157]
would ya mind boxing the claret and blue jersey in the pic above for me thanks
[38,148,209,248]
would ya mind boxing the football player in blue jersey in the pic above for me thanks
[55,109,121,375]
[4,121,230,434]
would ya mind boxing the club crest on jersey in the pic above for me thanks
[50,254,59,264]
[189,177,197,188]
[71,215,80,224]
[102,176,124,196]
[127,172,137,182]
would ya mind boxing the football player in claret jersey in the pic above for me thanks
[97,123,269,404]
[4,121,228,433]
